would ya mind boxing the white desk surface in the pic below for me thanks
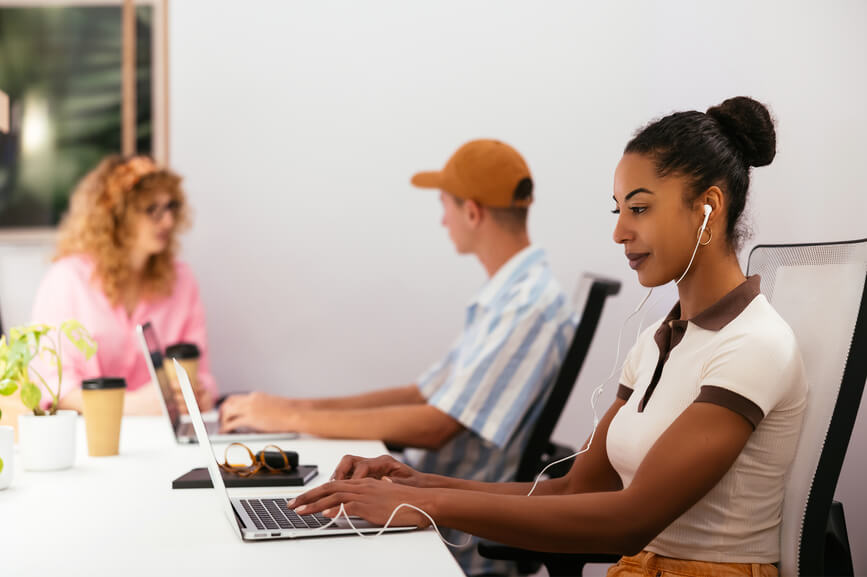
[1,416,464,577]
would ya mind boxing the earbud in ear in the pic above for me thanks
[676,204,714,286]
[700,204,712,232]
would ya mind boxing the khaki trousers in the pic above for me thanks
[607,551,779,577]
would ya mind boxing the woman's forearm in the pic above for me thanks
[420,402,755,555]
[420,472,568,496]
[426,487,643,554]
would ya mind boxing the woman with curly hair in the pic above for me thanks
[29,155,217,415]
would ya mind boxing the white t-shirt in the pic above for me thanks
[607,276,807,563]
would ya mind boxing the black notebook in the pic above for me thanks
[172,465,318,489]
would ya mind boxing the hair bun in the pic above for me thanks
[706,96,776,168]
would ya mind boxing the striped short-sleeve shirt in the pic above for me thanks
[404,245,576,576]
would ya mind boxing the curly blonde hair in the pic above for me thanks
[55,155,191,306]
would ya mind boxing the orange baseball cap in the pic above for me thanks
[411,139,533,208]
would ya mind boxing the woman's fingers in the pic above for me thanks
[289,479,432,529]
[290,480,365,510]
[323,492,430,528]
[332,454,399,481]
[326,500,372,520]
[294,491,358,515]
[332,454,363,480]
[350,462,370,480]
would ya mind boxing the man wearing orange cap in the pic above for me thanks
[221,139,575,575]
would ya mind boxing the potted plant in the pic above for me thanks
[0,320,97,471]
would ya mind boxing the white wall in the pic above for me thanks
[0,238,53,330]
[170,0,867,571]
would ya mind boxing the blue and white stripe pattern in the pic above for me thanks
[404,245,576,576]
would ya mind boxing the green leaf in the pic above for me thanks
[0,455,4,474]
[7,338,33,370]
[37,347,60,367]
[60,320,97,359]
[20,381,41,411]
[25,331,39,352]
[0,379,18,396]
[0,321,96,415]
[17,324,51,339]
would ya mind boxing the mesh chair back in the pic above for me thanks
[514,274,620,482]
[747,239,867,577]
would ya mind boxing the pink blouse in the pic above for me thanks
[29,254,217,405]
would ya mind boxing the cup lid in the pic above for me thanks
[82,377,127,390]
[165,342,200,359]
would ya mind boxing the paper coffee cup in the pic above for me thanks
[164,343,200,393]
[81,378,126,457]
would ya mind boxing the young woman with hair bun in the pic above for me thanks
[289,97,806,577]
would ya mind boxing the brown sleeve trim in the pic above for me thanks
[616,384,633,402]
[694,385,765,429]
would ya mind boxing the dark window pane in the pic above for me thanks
[0,6,154,227]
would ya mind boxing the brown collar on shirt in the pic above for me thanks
[636,275,762,412]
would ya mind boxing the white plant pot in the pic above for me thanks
[0,426,13,489]
[18,410,77,471]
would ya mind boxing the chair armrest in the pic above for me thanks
[477,541,548,562]
[539,442,577,478]
[478,541,620,577]
[825,500,854,577]
[384,442,406,453]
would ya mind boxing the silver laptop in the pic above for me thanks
[136,322,297,444]
[174,359,416,540]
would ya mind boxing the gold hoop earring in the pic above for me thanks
[698,227,713,246]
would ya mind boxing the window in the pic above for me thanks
[0,1,166,229]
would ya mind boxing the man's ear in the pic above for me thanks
[464,199,483,227]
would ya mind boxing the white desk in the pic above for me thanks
[1,416,464,577]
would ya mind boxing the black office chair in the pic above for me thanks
[386,274,620,463]
[490,274,620,576]
[513,275,620,484]
[481,238,867,577]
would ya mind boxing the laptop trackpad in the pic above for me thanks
[332,517,379,529]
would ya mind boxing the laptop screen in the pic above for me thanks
[139,322,182,429]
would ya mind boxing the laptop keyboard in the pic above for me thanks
[240,498,331,531]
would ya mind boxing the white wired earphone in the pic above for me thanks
[525,203,711,495]
[309,205,714,547]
